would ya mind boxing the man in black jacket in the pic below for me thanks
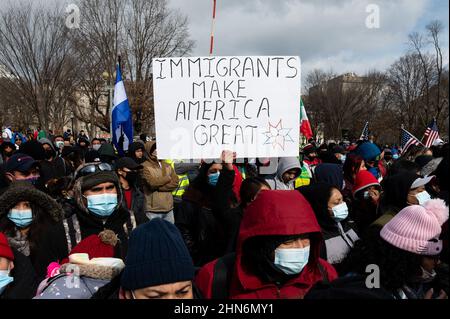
[63,163,142,261]
[114,157,148,226]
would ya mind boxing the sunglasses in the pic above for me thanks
[75,162,113,179]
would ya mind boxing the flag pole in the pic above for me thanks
[403,126,426,147]
[209,0,217,56]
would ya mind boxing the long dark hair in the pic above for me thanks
[240,177,270,208]
[0,202,55,252]
[343,154,364,184]
[340,235,422,291]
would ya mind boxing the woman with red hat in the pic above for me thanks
[352,170,383,235]
[1,232,38,299]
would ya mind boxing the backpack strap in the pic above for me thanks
[211,252,235,299]
[317,262,330,285]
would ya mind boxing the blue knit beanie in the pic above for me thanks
[355,142,381,161]
[120,219,195,290]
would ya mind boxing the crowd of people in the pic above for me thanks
[0,127,448,300]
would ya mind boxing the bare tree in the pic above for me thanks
[305,69,386,141]
[0,3,78,132]
[73,0,194,135]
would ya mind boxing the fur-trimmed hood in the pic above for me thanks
[0,181,63,222]
[72,175,123,216]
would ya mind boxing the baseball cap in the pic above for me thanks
[5,153,38,173]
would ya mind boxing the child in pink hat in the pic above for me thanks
[341,198,448,299]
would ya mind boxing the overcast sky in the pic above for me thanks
[167,0,449,85]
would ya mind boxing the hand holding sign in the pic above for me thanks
[221,150,236,171]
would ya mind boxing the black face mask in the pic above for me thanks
[125,171,139,186]
[44,149,56,160]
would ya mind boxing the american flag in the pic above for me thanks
[423,118,440,148]
[359,122,369,140]
[400,127,421,155]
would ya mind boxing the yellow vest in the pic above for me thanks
[165,160,190,197]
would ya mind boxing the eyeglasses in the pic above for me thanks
[75,162,113,180]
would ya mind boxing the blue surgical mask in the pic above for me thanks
[208,172,220,186]
[393,154,399,160]
[0,269,14,295]
[86,193,118,217]
[340,155,347,164]
[416,191,431,206]
[331,202,349,222]
[8,209,33,228]
[274,246,310,275]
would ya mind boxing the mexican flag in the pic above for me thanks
[300,98,313,139]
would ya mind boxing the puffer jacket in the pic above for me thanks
[141,141,179,213]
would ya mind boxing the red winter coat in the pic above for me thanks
[195,190,338,299]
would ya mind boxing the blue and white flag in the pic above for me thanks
[111,63,133,156]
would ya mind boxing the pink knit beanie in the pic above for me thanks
[380,199,449,256]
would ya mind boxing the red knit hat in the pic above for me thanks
[61,230,118,264]
[353,170,380,196]
[0,232,14,261]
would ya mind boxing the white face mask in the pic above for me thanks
[331,202,349,222]
[92,144,101,151]
[274,246,310,275]
[55,141,64,149]
[416,191,431,206]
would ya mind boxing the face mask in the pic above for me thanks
[208,172,220,186]
[274,246,310,275]
[44,149,55,160]
[55,141,64,149]
[8,209,33,228]
[86,193,118,217]
[92,144,101,151]
[416,191,431,206]
[393,154,399,160]
[0,269,14,295]
[331,202,349,222]
[23,176,39,186]
[340,155,346,164]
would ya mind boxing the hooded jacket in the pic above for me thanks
[64,174,134,260]
[141,141,179,213]
[38,138,67,185]
[0,182,68,279]
[298,183,359,268]
[265,157,301,190]
[127,142,146,164]
[195,190,338,299]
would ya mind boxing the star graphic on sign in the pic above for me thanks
[263,119,294,150]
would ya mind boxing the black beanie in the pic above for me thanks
[80,171,119,192]
[121,218,195,290]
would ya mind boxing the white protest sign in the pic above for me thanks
[152,56,301,159]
